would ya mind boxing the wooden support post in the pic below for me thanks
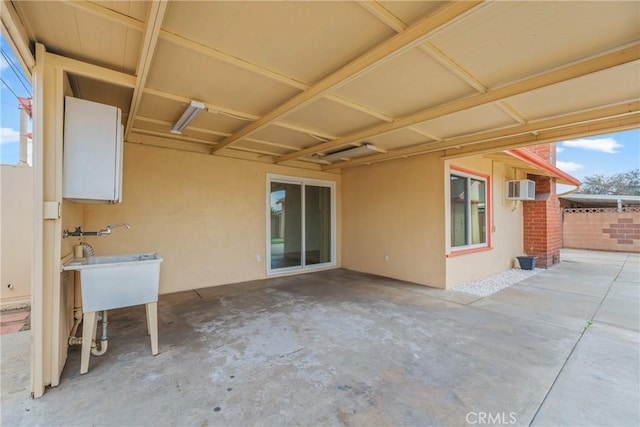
[80,312,96,375]
[146,303,158,356]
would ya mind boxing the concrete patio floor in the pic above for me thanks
[1,249,638,426]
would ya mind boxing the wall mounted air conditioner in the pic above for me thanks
[506,179,535,201]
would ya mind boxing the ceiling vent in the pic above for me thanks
[506,179,535,201]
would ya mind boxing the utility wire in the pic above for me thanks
[1,77,20,99]
[0,49,31,96]
[0,49,31,92]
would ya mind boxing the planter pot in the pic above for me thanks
[517,256,537,270]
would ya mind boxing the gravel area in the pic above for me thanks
[452,268,542,297]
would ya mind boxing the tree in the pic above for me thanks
[578,169,640,196]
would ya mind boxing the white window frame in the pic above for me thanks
[266,174,336,275]
[449,168,490,252]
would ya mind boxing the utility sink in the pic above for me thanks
[63,252,163,374]
[63,252,163,312]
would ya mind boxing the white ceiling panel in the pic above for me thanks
[376,1,447,26]
[93,1,150,22]
[366,128,433,152]
[251,126,321,151]
[162,1,396,84]
[146,39,302,116]
[430,1,640,88]
[232,140,292,157]
[133,120,223,145]
[506,63,640,121]
[7,0,638,170]
[284,98,385,137]
[136,93,247,135]
[415,103,516,139]
[334,47,475,117]
[14,1,142,74]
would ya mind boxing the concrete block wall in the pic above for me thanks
[563,210,640,252]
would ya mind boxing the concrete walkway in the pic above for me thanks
[1,249,638,426]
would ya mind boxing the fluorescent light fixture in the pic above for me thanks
[170,100,205,134]
[322,144,386,163]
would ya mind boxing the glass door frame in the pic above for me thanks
[266,174,336,275]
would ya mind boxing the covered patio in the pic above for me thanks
[2,250,639,426]
[1,0,639,399]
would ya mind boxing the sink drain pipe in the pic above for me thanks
[91,310,109,356]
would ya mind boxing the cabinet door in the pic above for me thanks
[63,97,122,203]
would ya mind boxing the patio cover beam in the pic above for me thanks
[61,0,445,144]
[126,132,320,171]
[281,43,640,164]
[357,0,527,125]
[210,1,484,153]
[140,88,319,152]
[123,0,168,139]
[135,115,231,138]
[158,27,423,135]
[323,101,640,170]
[58,0,145,31]
[443,113,640,159]
[142,87,258,121]
[44,52,136,88]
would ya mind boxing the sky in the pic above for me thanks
[1,35,32,165]
[0,35,638,181]
[555,130,640,181]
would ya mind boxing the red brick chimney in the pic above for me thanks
[522,144,561,268]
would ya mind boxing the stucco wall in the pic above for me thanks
[341,153,447,288]
[445,157,524,288]
[80,143,341,294]
[563,209,640,252]
[341,153,524,289]
[1,165,33,307]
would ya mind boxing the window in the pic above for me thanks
[267,175,336,274]
[450,167,490,251]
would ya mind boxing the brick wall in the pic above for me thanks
[522,144,561,268]
[523,175,561,267]
[527,144,556,165]
[563,209,640,252]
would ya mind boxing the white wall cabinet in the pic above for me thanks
[63,97,123,203]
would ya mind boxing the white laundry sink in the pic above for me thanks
[63,252,163,313]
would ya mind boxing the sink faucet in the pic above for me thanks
[63,223,131,238]
[99,223,131,235]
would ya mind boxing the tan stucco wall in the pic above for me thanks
[341,153,525,289]
[341,153,447,287]
[445,157,524,288]
[1,165,33,307]
[80,143,341,294]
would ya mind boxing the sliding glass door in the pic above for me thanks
[269,181,302,269]
[268,175,335,274]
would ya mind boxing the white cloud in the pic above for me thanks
[0,56,8,71]
[556,160,584,173]
[0,127,20,144]
[561,137,622,154]
[556,146,565,153]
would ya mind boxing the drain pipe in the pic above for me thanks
[68,309,83,345]
[91,310,109,356]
